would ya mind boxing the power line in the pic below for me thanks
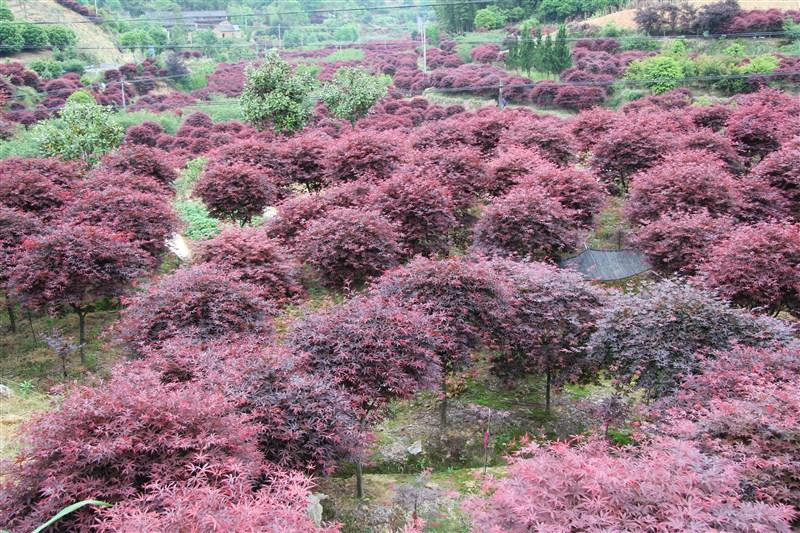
[9,0,491,25]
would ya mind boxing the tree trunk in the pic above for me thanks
[72,305,87,364]
[355,459,364,499]
[439,375,448,429]
[545,370,551,414]
[6,299,15,334]
[26,310,36,341]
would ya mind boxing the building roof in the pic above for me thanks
[215,20,240,32]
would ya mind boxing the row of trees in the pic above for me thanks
[506,25,572,77]
[241,52,389,133]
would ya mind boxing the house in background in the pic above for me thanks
[213,20,242,39]
[146,10,228,30]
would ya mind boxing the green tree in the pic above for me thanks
[474,6,507,30]
[20,23,49,49]
[0,2,14,21]
[29,58,64,79]
[241,51,315,133]
[34,93,124,164]
[550,24,571,74]
[333,22,359,42]
[320,66,388,125]
[0,22,24,55]
[624,55,684,94]
[194,29,219,56]
[46,26,77,49]
[120,29,149,52]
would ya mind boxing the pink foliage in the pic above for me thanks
[633,210,735,275]
[473,186,581,261]
[117,264,273,354]
[625,150,744,225]
[0,367,265,532]
[195,163,278,224]
[368,173,456,257]
[466,437,794,532]
[195,226,303,306]
[695,222,800,315]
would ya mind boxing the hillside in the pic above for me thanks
[7,0,133,64]
[586,0,799,30]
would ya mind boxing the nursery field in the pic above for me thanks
[1,0,800,531]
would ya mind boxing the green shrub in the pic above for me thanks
[30,59,64,79]
[0,22,24,55]
[112,110,180,134]
[624,55,684,94]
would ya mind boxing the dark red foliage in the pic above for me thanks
[195,163,277,225]
[289,294,442,416]
[0,367,263,532]
[0,168,72,221]
[264,193,331,246]
[195,226,303,306]
[470,44,501,63]
[487,145,552,196]
[64,187,178,258]
[726,90,800,159]
[144,337,358,476]
[553,85,608,111]
[98,145,178,186]
[626,150,744,225]
[574,38,620,53]
[8,223,153,312]
[410,118,472,151]
[325,130,403,184]
[368,172,456,257]
[183,111,213,129]
[278,130,331,192]
[633,210,735,275]
[124,121,164,147]
[695,222,800,315]
[691,104,731,131]
[117,264,273,354]
[727,8,787,32]
[473,186,581,261]
[80,171,170,197]
[516,166,607,226]
[296,207,403,289]
[679,129,745,174]
[0,157,81,189]
[529,81,560,107]
[488,259,605,389]
[752,139,800,210]
[0,207,43,286]
[372,256,514,372]
[570,107,619,152]
[502,116,574,166]
[590,112,682,192]
[409,145,490,211]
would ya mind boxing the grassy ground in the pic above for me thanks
[0,381,51,460]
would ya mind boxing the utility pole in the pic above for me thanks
[422,21,427,73]
[121,81,126,109]
[277,23,281,50]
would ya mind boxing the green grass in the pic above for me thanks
[174,157,207,199]
[586,197,629,249]
[0,126,41,159]
[319,49,365,62]
[181,97,243,122]
[454,29,507,62]
[179,58,216,92]
[175,199,221,241]
[112,110,181,134]
[0,305,122,383]
[0,381,52,460]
